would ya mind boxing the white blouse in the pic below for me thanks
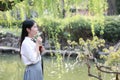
[20,37,41,65]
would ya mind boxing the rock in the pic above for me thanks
[0,46,19,54]
[6,32,13,37]
[0,32,19,48]
[114,40,120,51]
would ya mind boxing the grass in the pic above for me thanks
[0,27,21,37]
[0,54,114,80]
[0,54,24,80]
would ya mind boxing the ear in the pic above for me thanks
[26,28,30,33]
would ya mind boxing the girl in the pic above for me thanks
[20,19,44,80]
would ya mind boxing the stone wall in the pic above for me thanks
[0,32,53,49]
[0,32,19,48]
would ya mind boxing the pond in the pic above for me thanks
[0,54,113,80]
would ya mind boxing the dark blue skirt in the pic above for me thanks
[24,61,43,80]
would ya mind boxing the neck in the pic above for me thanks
[28,34,34,38]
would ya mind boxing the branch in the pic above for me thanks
[88,73,102,80]
[96,64,120,74]
[86,60,102,80]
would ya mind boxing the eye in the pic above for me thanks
[34,26,37,28]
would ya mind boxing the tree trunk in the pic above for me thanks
[107,0,117,15]
[61,0,65,18]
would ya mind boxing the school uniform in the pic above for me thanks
[21,37,43,80]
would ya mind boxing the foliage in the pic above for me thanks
[88,0,107,37]
[102,48,120,66]
[1,15,120,43]
[67,36,105,61]
[0,0,108,42]
[1,0,120,80]
[67,36,120,80]
[104,16,120,42]
[0,0,85,20]
[0,27,21,36]
[116,0,120,14]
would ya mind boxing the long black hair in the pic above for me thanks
[20,19,35,47]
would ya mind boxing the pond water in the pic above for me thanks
[0,54,113,80]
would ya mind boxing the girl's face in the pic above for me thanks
[27,23,38,37]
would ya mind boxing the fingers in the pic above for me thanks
[36,37,42,45]
[38,37,42,42]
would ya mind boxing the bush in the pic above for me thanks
[0,15,120,43]
[104,16,120,42]
[95,16,120,42]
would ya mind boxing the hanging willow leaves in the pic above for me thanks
[88,0,108,36]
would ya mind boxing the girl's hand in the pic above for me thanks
[39,46,45,53]
[36,36,42,45]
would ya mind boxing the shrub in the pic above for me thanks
[0,15,120,43]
